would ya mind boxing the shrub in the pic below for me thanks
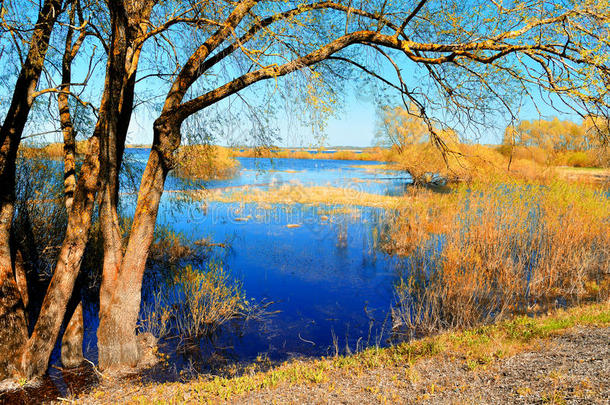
[140,263,247,344]
[174,145,240,180]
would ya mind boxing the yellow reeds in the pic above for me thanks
[198,183,401,208]
[230,147,394,162]
[386,180,610,337]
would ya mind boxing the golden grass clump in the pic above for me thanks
[384,180,610,337]
[171,263,244,339]
[139,263,246,343]
[174,145,240,180]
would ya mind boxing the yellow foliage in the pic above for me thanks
[174,145,240,180]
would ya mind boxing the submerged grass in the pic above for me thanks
[139,263,248,346]
[80,302,609,404]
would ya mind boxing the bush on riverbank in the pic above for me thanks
[495,144,610,169]
[382,180,609,338]
[174,145,240,180]
[390,142,559,185]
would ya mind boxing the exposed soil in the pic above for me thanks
[236,326,609,404]
[0,362,99,405]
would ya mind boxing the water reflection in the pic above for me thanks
[135,152,408,375]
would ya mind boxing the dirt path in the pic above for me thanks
[235,327,609,404]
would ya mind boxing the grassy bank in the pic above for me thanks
[77,302,609,404]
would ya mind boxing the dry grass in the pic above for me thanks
[231,147,394,162]
[197,183,401,208]
[19,141,89,159]
[556,166,610,184]
[174,145,240,180]
[139,263,245,344]
[383,180,610,337]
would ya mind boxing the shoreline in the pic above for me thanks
[68,302,609,404]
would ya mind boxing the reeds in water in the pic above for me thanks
[383,181,610,338]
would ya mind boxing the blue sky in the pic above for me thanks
[120,57,583,149]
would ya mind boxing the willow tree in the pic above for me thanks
[0,0,155,379]
[18,0,163,378]
[0,0,227,379]
[0,0,64,380]
[96,0,610,369]
[507,118,601,151]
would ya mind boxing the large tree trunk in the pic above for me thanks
[60,302,84,368]
[95,0,252,369]
[96,0,155,370]
[19,134,101,378]
[0,202,28,380]
[0,0,64,381]
[97,0,151,317]
[97,117,180,369]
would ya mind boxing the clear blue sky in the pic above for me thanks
[124,91,381,148]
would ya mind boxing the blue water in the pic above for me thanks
[82,149,410,371]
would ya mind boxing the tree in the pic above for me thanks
[376,105,429,152]
[57,0,91,369]
[0,0,64,380]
